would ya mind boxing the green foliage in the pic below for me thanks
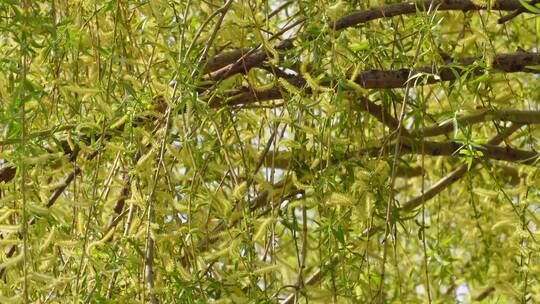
[0,0,540,303]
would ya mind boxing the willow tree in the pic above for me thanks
[1,0,540,303]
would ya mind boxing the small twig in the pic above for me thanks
[355,96,411,137]
[280,258,334,304]
[191,0,235,78]
[144,237,157,304]
[182,0,233,66]
[46,167,82,208]
[474,286,496,301]
[268,0,294,19]
[498,0,540,23]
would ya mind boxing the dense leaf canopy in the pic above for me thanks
[1,0,540,302]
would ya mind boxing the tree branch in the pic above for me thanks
[352,52,540,89]
[402,123,523,211]
[205,39,294,82]
[411,109,540,137]
[144,237,157,304]
[46,167,82,208]
[104,172,132,234]
[364,136,538,165]
[334,0,524,30]
[280,258,333,304]
[355,96,411,136]
[204,48,251,73]
[498,0,539,23]
[215,52,540,104]
[203,0,527,83]
[0,165,16,183]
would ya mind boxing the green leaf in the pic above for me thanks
[525,64,540,71]
[333,225,346,245]
[349,41,369,52]
[520,0,540,14]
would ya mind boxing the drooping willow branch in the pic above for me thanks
[0,104,166,184]
[0,109,164,277]
[193,93,529,260]
[285,124,525,298]
[196,183,303,253]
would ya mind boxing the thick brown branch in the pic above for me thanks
[0,165,16,183]
[403,163,469,211]
[214,86,289,108]
[204,0,525,83]
[366,137,538,165]
[260,150,425,179]
[334,0,523,30]
[217,52,540,103]
[411,109,540,137]
[204,48,250,73]
[353,52,540,89]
